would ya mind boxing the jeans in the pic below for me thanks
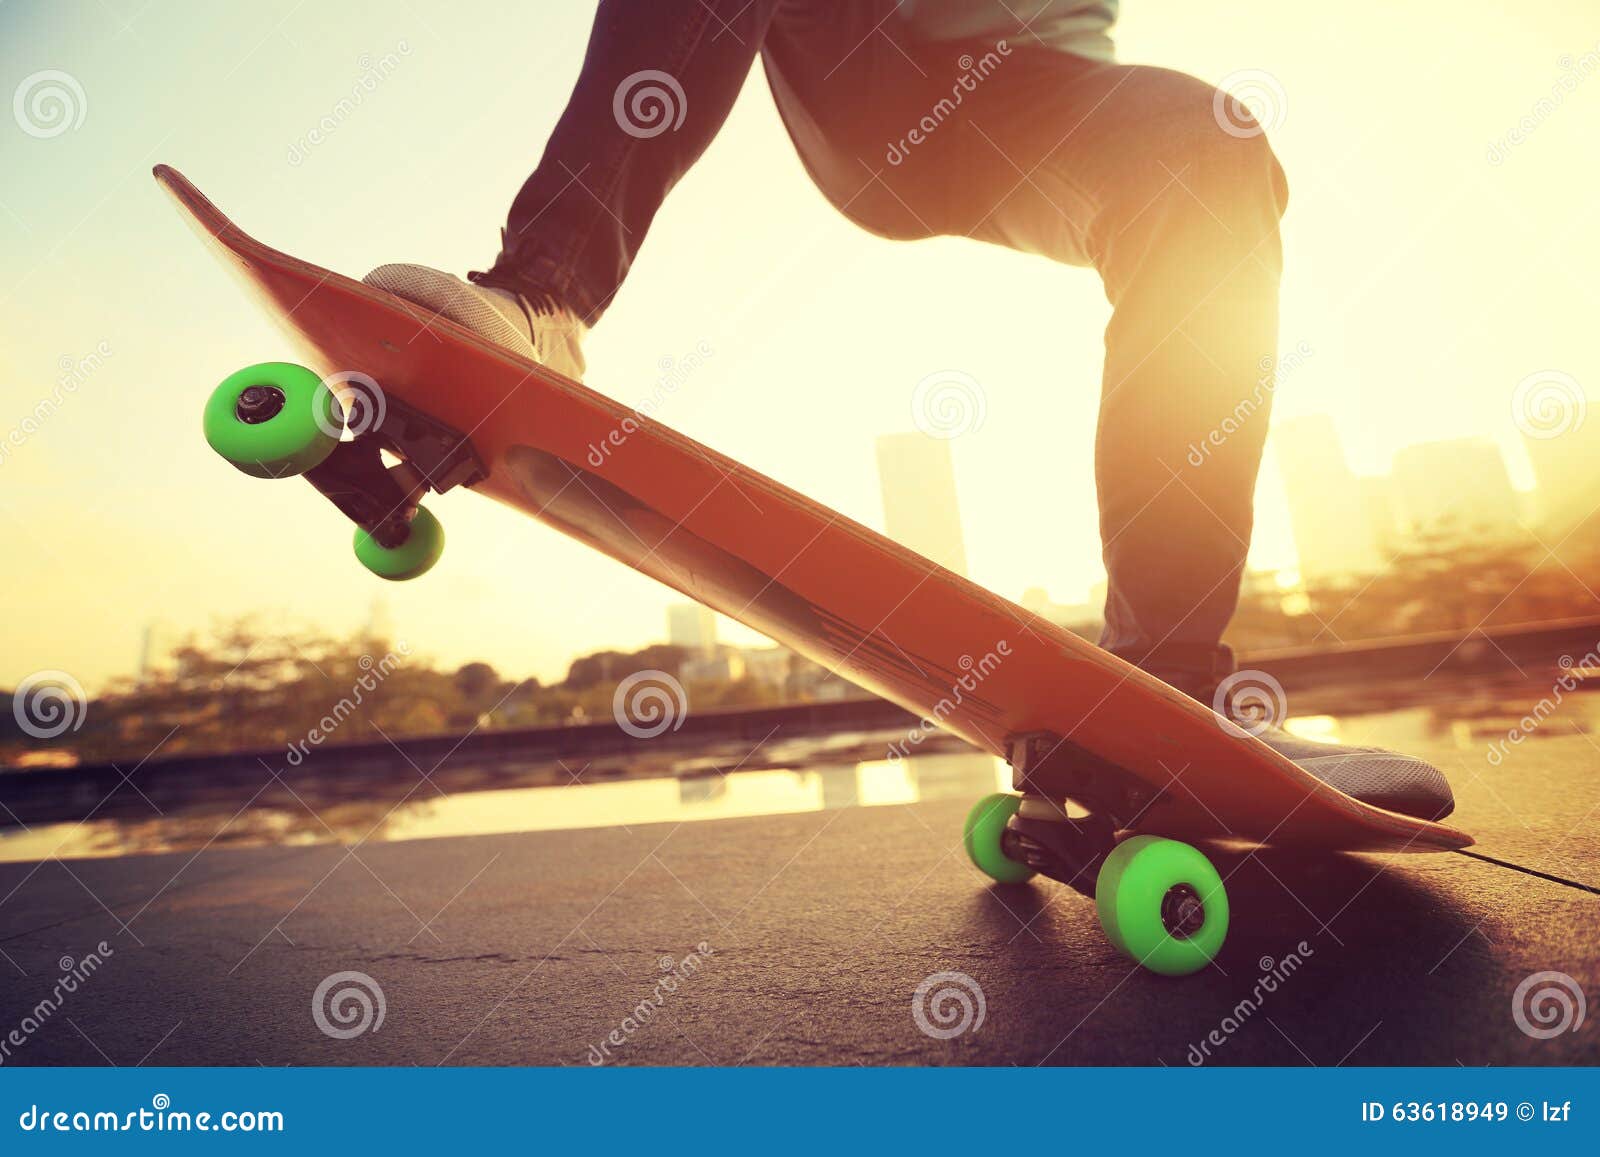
[471,0,1289,699]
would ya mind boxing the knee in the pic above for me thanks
[1111,68,1290,225]
[1178,75,1290,221]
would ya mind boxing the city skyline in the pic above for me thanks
[6,2,1597,694]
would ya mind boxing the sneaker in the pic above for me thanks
[1233,720,1456,821]
[362,263,586,380]
[1152,662,1459,822]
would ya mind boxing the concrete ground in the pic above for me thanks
[0,733,1595,1066]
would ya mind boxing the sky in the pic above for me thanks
[2,1,1598,691]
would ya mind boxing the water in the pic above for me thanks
[2,675,1592,865]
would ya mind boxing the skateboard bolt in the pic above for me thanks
[1160,883,1206,939]
[235,384,287,424]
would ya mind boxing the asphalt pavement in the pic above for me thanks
[0,731,1595,1066]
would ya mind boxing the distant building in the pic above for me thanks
[739,646,792,689]
[1389,437,1521,540]
[1273,415,1384,578]
[667,603,717,656]
[682,649,744,685]
[1358,476,1401,555]
[875,433,969,576]
[138,620,179,680]
[365,595,394,644]
[1523,421,1600,535]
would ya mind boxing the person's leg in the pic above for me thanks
[765,35,1287,699]
[762,36,1452,819]
[471,0,786,323]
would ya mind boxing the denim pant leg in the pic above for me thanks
[475,0,789,321]
[767,42,1290,697]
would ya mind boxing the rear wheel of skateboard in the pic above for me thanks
[962,793,1036,884]
[353,506,444,581]
[203,362,341,478]
[1095,835,1227,976]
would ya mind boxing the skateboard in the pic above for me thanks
[159,164,1472,977]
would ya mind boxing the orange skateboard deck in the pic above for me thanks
[159,164,1469,972]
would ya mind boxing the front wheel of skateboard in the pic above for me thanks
[1095,835,1227,976]
[203,362,342,478]
[962,793,1036,884]
[354,506,444,581]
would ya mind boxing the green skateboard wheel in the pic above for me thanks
[1095,835,1228,976]
[962,793,1036,884]
[353,506,444,581]
[203,362,341,478]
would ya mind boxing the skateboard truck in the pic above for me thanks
[1006,730,1164,829]
[304,395,487,549]
[961,731,1226,974]
[203,362,484,580]
[996,731,1160,899]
